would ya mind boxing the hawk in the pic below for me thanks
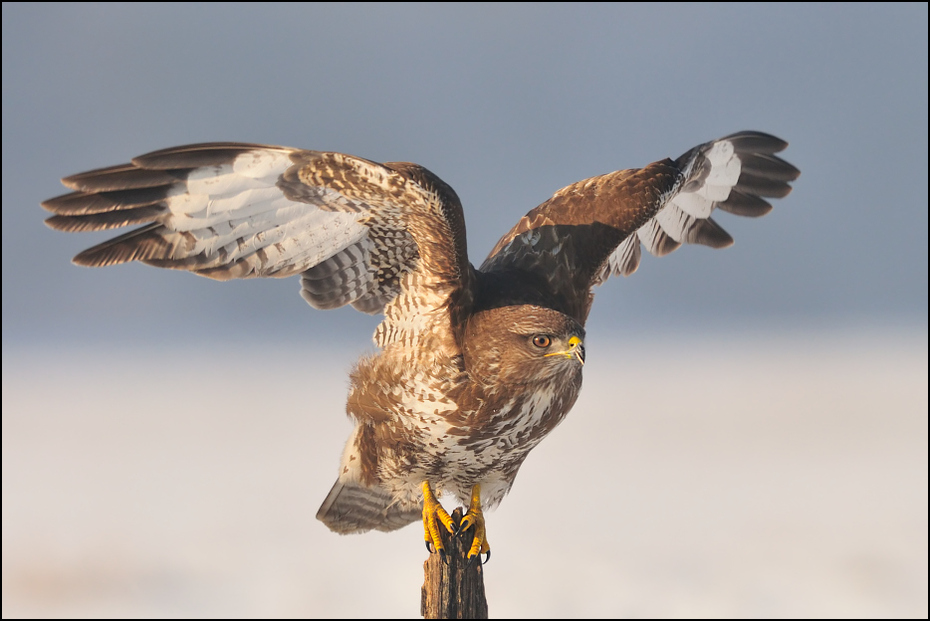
[43,132,798,561]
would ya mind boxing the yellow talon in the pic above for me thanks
[458,484,491,561]
[422,481,454,556]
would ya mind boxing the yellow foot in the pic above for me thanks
[458,484,491,564]
[422,481,455,560]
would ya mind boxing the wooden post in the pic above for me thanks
[421,507,489,619]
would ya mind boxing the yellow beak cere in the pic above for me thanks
[545,335,585,365]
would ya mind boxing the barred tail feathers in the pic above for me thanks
[315,424,420,533]
[316,479,421,533]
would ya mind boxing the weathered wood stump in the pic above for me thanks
[421,507,488,619]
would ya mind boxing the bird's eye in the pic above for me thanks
[532,335,551,348]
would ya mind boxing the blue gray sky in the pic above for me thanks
[2,3,927,347]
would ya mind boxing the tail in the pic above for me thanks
[316,479,421,533]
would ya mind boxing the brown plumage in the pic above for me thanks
[43,132,799,548]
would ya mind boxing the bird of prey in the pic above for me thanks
[43,132,799,562]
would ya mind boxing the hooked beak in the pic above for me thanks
[545,335,585,366]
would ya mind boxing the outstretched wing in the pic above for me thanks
[480,131,799,323]
[43,143,472,338]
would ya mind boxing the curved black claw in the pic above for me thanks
[426,540,449,564]
[457,518,471,536]
[466,549,490,568]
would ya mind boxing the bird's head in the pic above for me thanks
[462,304,585,387]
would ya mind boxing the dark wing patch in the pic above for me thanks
[480,161,681,321]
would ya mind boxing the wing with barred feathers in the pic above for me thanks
[42,143,471,319]
[480,131,799,323]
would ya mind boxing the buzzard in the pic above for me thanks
[43,132,798,561]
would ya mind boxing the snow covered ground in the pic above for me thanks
[3,328,927,617]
